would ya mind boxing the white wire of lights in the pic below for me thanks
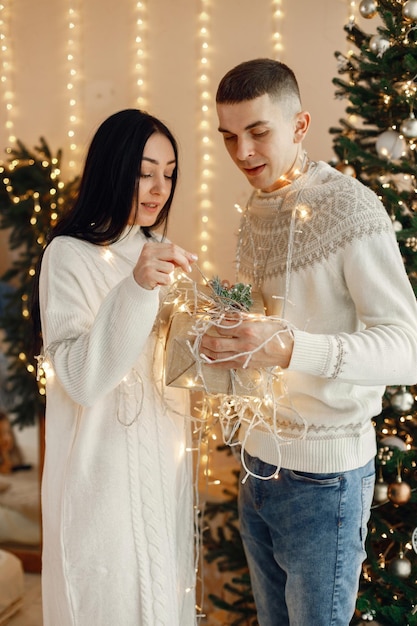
[271,0,284,59]
[197,0,213,276]
[0,0,15,150]
[133,1,148,110]
[66,0,83,174]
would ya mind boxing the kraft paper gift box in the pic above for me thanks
[164,286,265,395]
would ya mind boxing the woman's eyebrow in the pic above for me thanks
[142,157,176,165]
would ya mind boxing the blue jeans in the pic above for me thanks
[238,453,375,626]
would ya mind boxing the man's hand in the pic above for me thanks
[200,315,294,370]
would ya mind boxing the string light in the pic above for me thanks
[348,0,358,27]
[66,0,83,174]
[0,0,15,149]
[346,1,358,66]
[133,1,148,109]
[271,0,284,60]
[197,0,214,275]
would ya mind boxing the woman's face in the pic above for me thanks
[129,132,176,226]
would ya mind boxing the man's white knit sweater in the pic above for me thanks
[237,161,417,473]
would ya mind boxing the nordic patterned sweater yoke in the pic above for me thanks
[237,160,417,473]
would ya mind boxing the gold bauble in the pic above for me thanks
[359,0,378,18]
[403,0,417,21]
[335,162,357,177]
[387,479,412,505]
[369,34,390,55]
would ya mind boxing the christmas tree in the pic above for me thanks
[0,139,78,427]
[330,1,417,623]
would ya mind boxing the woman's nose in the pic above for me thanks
[151,176,169,194]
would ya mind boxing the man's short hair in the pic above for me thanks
[216,58,301,108]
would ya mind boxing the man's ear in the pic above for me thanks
[294,111,311,143]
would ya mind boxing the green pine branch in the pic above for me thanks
[0,138,79,427]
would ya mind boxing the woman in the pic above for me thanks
[33,109,198,626]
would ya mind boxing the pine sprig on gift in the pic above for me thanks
[209,276,253,311]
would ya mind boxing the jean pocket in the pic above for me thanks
[360,473,375,549]
[289,469,342,485]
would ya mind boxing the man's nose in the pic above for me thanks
[236,137,255,161]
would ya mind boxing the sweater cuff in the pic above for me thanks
[288,329,335,377]
[123,272,160,301]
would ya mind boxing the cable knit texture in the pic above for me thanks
[39,226,196,626]
[237,161,417,472]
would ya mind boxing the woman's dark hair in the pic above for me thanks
[31,108,179,356]
[52,108,178,242]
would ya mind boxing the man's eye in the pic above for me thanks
[224,135,236,142]
[252,130,268,138]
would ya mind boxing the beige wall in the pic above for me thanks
[0,0,366,279]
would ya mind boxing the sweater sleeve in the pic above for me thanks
[289,226,417,385]
[39,237,160,406]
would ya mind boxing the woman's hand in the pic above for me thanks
[133,241,198,290]
[200,316,294,370]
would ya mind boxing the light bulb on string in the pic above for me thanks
[271,0,283,60]
[66,0,83,174]
[133,1,148,109]
[0,0,15,147]
[197,0,214,276]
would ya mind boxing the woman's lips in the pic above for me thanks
[142,203,159,212]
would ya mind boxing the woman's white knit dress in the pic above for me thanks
[39,226,196,626]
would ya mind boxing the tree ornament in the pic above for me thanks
[380,435,407,450]
[369,34,390,55]
[400,112,417,139]
[390,386,415,413]
[358,617,382,625]
[412,526,417,554]
[387,476,412,505]
[403,0,417,21]
[373,475,389,503]
[359,0,378,18]
[389,551,412,578]
[375,129,407,160]
[377,445,393,468]
[335,161,356,177]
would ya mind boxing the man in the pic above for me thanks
[200,58,417,625]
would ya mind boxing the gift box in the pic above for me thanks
[164,285,265,395]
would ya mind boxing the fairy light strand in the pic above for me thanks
[197,0,213,276]
[271,0,284,60]
[195,4,215,613]
[133,1,148,109]
[0,0,15,150]
[66,0,83,174]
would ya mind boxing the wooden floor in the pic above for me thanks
[5,573,234,626]
[5,574,42,626]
